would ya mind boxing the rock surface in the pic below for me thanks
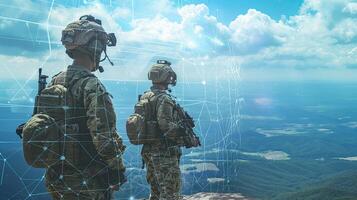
[183,192,251,200]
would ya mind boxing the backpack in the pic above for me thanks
[126,93,164,145]
[22,73,90,168]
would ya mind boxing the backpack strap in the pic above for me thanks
[149,92,167,121]
[50,71,94,117]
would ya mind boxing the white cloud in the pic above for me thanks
[229,9,292,54]
[178,4,230,52]
[343,2,357,14]
[1,49,68,79]
[296,0,357,39]
[124,4,231,53]
[0,19,12,29]
[333,18,357,42]
[112,7,132,20]
[237,0,357,76]
[127,15,181,42]
[0,0,49,44]
[1,0,357,82]
[45,3,123,41]
[178,4,209,22]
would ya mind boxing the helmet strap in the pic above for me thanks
[100,49,114,66]
[65,49,75,59]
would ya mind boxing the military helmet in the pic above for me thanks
[61,15,116,72]
[148,60,177,86]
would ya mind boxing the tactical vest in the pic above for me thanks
[140,90,182,156]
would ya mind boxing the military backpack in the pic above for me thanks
[22,72,93,168]
[126,92,164,145]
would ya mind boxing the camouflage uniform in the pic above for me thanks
[141,86,182,200]
[45,64,125,200]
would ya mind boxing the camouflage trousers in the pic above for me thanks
[142,152,182,200]
[45,165,114,200]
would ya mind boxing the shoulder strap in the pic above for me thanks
[69,71,95,91]
[150,92,168,121]
[51,71,94,97]
[52,71,62,79]
[48,71,62,87]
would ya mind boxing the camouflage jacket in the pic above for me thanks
[141,86,181,156]
[48,64,125,171]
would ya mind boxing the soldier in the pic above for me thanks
[44,15,126,199]
[139,60,187,200]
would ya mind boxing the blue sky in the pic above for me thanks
[183,0,304,22]
[0,0,356,82]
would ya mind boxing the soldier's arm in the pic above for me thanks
[83,77,125,171]
[157,95,180,138]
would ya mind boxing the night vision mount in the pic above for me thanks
[79,15,102,25]
[157,60,171,66]
[79,15,117,47]
[78,15,117,73]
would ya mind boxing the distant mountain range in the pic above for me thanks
[274,170,357,200]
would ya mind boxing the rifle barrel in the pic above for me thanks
[38,68,42,95]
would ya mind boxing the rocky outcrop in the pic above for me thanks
[184,192,252,200]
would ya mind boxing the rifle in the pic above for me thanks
[16,68,48,138]
[175,104,201,148]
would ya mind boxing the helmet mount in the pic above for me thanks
[61,15,117,73]
[148,60,177,88]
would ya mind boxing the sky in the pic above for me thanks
[0,0,356,82]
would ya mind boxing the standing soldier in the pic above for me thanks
[21,15,126,199]
[129,60,200,200]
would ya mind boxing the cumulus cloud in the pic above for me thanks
[343,2,357,14]
[333,18,357,42]
[124,4,290,56]
[45,2,123,41]
[240,0,357,74]
[0,0,51,56]
[1,0,357,81]
[127,15,181,42]
[177,4,230,53]
[229,9,291,54]
[297,0,357,41]
[124,3,231,55]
